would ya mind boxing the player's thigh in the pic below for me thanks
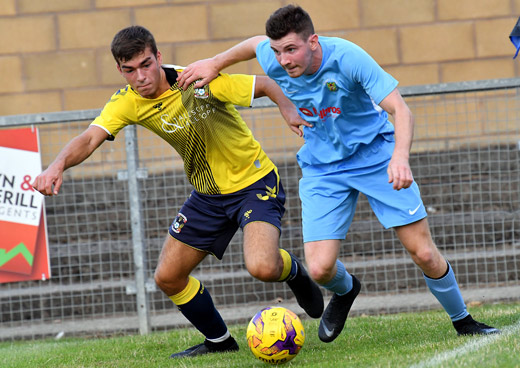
[155,234,207,291]
[243,221,280,264]
[394,217,435,254]
[243,221,282,280]
[299,172,359,243]
[304,239,341,283]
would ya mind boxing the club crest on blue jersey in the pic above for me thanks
[171,212,187,233]
[326,81,338,92]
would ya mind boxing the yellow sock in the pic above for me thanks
[169,276,201,305]
[277,249,293,282]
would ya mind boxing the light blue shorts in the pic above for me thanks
[299,136,427,243]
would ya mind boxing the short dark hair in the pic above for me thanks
[111,25,158,64]
[265,5,315,40]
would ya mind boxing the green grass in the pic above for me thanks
[1,303,519,368]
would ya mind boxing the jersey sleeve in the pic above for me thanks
[344,42,398,105]
[208,73,255,107]
[90,87,137,138]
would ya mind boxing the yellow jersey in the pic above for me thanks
[91,65,275,195]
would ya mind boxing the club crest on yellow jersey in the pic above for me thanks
[194,82,209,99]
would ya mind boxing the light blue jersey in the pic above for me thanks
[257,36,398,169]
[257,36,426,240]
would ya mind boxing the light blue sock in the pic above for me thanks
[322,260,353,296]
[423,262,469,321]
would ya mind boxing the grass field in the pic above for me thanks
[1,302,518,368]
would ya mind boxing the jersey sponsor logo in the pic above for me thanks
[160,105,217,133]
[161,114,186,133]
[299,106,342,120]
[171,212,187,233]
[256,185,277,200]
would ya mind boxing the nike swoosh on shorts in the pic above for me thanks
[409,204,421,215]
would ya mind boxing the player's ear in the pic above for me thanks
[116,62,123,74]
[156,50,163,65]
[309,34,319,51]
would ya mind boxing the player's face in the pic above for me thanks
[117,47,165,99]
[270,32,320,78]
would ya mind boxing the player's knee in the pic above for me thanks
[412,247,438,269]
[153,268,168,292]
[154,267,182,295]
[306,263,332,284]
[247,262,280,282]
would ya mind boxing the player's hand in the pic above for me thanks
[283,111,312,137]
[177,58,220,90]
[32,165,64,196]
[277,102,313,137]
[387,154,413,190]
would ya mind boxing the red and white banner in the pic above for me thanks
[0,127,50,283]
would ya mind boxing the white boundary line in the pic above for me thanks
[410,319,520,368]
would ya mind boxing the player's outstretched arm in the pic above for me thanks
[254,76,312,137]
[380,88,415,191]
[32,125,108,196]
[177,36,268,90]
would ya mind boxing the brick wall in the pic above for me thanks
[0,0,518,116]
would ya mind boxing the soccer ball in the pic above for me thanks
[246,306,305,364]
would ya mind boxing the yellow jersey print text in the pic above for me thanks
[160,104,216,133]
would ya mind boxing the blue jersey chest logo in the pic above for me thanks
[326,82,338,92]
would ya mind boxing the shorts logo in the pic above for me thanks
[171,212,187,233]
[243,209,253,219]
[408,204,421,215]
[256,185,277,201]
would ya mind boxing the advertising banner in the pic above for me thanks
[0,127,50,283]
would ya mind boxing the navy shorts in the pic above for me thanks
[168,169,286,259]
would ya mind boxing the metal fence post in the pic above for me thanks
[124,125,151,335]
